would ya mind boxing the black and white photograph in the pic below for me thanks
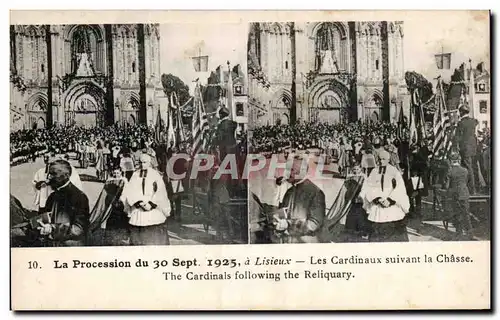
[247,19,491,244]
[9,22,249,247]
[7,10,492,311]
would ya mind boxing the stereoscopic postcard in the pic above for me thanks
[9,10,491,310]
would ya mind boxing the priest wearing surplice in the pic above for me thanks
[121,153,171,246]
[359,149,410,242]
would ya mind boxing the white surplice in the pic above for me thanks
[32,167,51,209]
[275,180,293,207]
[121,169,171,227]
[359,164,410,223]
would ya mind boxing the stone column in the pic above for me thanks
[137,24,147,124]
[105,24,115,125]
[45,25,54,127]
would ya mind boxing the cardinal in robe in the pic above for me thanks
[38,160,90,247]
[33,153,83,213]
[120,153,171,246]
[274,158,326,243]
[359,149,410,242]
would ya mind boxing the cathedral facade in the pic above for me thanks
[247,21,409,127]
[10,24,163,130]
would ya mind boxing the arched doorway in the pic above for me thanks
[64,81,106,127]
[37,117,46,129]
[310,89,348,124]
[73,94,99,128]
[121,94,140,126]
[128,114,136,125]
[365,92,383,123]
[280,113,289,125]
[272,91,291,125]
[27,93,48,129]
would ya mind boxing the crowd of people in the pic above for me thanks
[250,121,401,155]
[11,106,249,247]
[250,118,491,191]
[10,124,156,166]
[250,105,491,243]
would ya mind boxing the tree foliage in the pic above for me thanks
[161,73,191,106]
[405,71,434,103]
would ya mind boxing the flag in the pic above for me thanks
[192,83,210,155]
[168,91,187,147]
[192,55,209,72]
[409,90,420,146]
[154,109,164,143]
[325,176,364,233]
[176,104,187,145]
[435,53,451,70]
[469,62,476,119]
[432,80,451,157]
[396,103,406,141]
[226,66,234,120]
[167,107,176,147]
[409,106,417,146]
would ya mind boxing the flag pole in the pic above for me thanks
[468,58,476,121]
[192,79,197,218]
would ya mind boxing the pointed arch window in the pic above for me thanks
[71,25,100,76]
[315,22,344,73]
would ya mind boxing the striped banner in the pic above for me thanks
[192,83,209,155]
[432,80,451,157]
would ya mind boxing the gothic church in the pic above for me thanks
[10,24,162,130]
[248,21,409,127]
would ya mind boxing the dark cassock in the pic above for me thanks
[121,153,171,246]
[443,152,472,237]
[213,107,238,161]
[359,150,410,242]
[455,105,479,194]
[40,180,90,247]
[278,178,326,243]
[409,143,430,222]
[168,149,187,221]
[212,107,239,197]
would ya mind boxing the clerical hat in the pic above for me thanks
[459,104,470,114]
[448,152,460,161]
[218,106,230,118]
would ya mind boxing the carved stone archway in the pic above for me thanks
[63,80,106,127]
[27,92,48,129]
[364,89,384,122]
[272,89,292,125]
[308,79,350,123]
[121,92,140,126]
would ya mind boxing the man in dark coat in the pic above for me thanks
[39,160,90,247]
[213,106,238,196]
[455,105,479,194]
[444,152,472,238]
[213,106,238,161]
[275,159,326,243]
